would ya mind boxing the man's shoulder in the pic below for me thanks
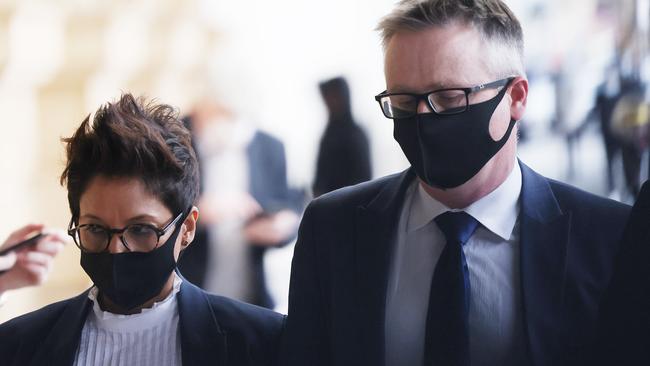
[310,171,406,211]
[547,178,630,219]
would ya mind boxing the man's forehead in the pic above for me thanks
[383,24,493,92]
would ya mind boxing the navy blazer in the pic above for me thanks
[0,277,285,366]
[282,162,630,366]
[597,180,650,365]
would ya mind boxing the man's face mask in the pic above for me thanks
[391,78,516,189]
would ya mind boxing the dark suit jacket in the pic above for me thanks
[597,180,650,365]
[0,276,285,366]
[282,162,630,366]
[179,130,298,308]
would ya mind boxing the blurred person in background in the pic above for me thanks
[0,94,283,366]
[177,98,299,309]
[313,76,372,197]
[611,76,649,198]
[594,65,624,195]
[0,224,66,301]
[282,1,630,366]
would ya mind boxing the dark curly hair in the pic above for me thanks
[61,93,200,220]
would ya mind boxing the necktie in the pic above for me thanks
[424,211,479,366]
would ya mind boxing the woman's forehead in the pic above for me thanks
[78,175,172,223]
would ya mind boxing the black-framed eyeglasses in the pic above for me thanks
[68,212,184,253]
[374,77,515,119]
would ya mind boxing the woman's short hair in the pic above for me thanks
[61,93,200,220]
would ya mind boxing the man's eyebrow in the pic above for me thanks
[387,82,451,93]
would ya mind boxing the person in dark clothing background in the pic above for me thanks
[313,77,372,197]
[594,67,623,194]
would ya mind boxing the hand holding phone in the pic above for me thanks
[0,233,45,257]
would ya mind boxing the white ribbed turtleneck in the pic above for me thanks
[73,274,183,366]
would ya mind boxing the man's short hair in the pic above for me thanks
[61,93,200,220]
[377,0,525,77]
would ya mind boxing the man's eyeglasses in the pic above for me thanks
[374,77,515,119]
[68,212,184,253]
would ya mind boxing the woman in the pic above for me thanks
[0,94,284,366]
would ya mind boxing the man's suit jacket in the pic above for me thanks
[0,276,285,366]
[282,162,630,366]
[597,180,650,365]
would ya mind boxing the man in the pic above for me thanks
[282,1,630,366]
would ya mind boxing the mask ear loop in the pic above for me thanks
[482,83,516,144]
[491,118,517,145]
[176,206,194,261]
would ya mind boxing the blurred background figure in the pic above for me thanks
[178,98,300,308]
[610,76,648,197]
[594,65,624,194]
[313,77,372,197]
[0,224,66,300]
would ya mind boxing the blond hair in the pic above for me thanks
[377,0,525,77]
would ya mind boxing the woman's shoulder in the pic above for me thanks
[0,290,90,336]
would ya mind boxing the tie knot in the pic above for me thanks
[434,211,479,246]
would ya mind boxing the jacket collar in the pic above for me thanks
[354,162,572,366]
[518,161,571,366]
[29,273,228,366]
[355,169,415,366]
[29,290,93,366]
[177,277,228,366]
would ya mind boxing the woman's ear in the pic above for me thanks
[509,77,528,121]
[181,206,199,249]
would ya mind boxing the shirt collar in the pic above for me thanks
[407,160,522,240]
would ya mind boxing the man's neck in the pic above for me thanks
[420,160,516,209]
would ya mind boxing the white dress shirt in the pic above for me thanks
[74,274,183,366]
[385,162,528,366]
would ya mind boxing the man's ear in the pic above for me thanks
[181,206,199,249]
[509,77,528,121]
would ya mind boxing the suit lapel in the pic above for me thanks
[178,279,227,366]
[519,162,571,366]
[354,169,415,366]
[30,290,92,366]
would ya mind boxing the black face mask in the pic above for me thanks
[80,213,185,311]
[393,84,516,189]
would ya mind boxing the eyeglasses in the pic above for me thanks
[68,212,184,253]
[374,77,515,119]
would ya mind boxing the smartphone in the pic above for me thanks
[0,233,45,257]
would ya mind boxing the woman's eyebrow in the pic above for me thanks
[79,213,163,225]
